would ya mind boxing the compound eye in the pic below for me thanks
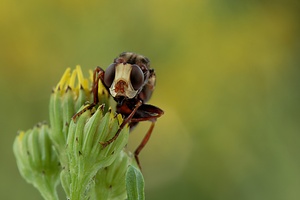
[130,65,144,90]
[104,63,116,87]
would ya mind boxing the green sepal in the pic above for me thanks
[94,151,132,200]
[49,92,65,152]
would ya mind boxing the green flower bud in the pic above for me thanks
[49,66,131,199]
[61,104,129,200]
[13,123,60,200]
[49,66,93,160]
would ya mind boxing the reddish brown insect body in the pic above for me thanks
[77,52,164,169]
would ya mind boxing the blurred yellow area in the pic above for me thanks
[1,0,299,199]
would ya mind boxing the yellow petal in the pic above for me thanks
[76,65,89,90]
[55,68,71,93]
[69,69,77,89]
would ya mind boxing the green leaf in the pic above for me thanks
[126,165,145,200]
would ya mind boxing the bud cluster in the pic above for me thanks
[13,66,144,200]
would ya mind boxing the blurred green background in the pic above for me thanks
[1,0,300,199]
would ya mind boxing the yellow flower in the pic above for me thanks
[54,66,89,94]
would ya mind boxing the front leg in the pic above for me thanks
[72,67,106,121]
[92,66,107,105]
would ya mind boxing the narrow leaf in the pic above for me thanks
[126,165,145,200]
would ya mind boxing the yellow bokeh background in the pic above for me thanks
[1,1,299,199]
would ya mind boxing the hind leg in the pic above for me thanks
[134,121,156,170]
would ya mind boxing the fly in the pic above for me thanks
[74,52,164,169]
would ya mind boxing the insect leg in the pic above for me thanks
[72,67,105,121]
[134,121,155,170]
[100,100,143,148]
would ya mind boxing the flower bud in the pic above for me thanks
[49,66,93,159]
[61,104,129,199]
[13,123,60,200]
